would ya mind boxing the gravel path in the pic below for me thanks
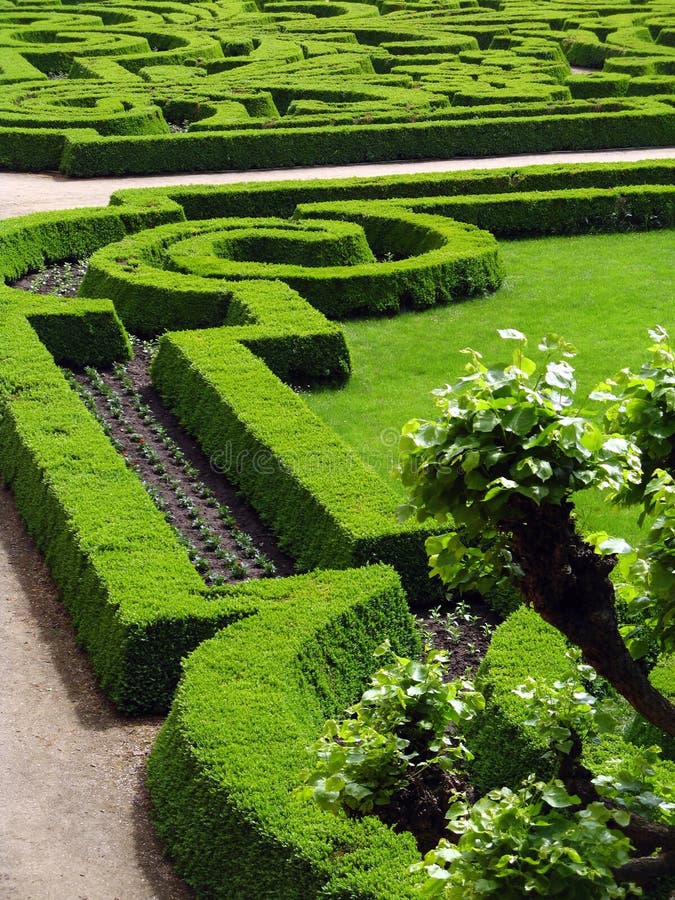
[1,147,673,219]
[0,487,193,900]
[1,145,673,898]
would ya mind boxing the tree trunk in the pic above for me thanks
[501,498,675,737]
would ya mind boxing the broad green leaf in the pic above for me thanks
[542,783,578,808]
[503,406,537,436]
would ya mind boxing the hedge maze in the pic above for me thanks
[1,154,673,894]
[0,0,674,174]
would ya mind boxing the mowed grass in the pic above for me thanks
[304,230,674,542]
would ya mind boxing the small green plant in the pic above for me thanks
[412,776,635,899]
[297,641,484,814]
[513,649,621,758]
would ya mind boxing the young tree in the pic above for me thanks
[396,328,674,885]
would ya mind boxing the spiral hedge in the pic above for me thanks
[0,162,673,894]
[0,0,673,174]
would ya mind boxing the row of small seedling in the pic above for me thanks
[419,598,497,674]
[26,259,88,297]
[64,360,277,585]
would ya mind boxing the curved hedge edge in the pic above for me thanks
[79,207,504,324]
[467,606,674,793]
[59,102,675,177]
[292,201,504,315]
[0,200,186,284]
[109,160,675,222]
[147,564,423,900]
[151,322,443,604]
[394,184,675,236]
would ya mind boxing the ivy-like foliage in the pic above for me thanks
[397,330,674,727]
[397,329,641,595]
[412,775,634,899]
[593,326,675,496]
[591,469,675,658]
[589,329,675,656]
[297,641,484,814]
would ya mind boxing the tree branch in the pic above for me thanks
[614,850,675,886]
[503,498,675,737]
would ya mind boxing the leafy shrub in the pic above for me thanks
[298,641,483,814]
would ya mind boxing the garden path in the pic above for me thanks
[1,145,673,898]
[0,147,673,219]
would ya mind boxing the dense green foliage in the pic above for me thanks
[0,286,248,712]
[414,777,634,899]
[151,318,442,602]
[397,330,642,593]
[0,0,673,174]
[80,204,503,324]
[111,160,675,219]
[1,168,674,894]
[298,642,483,813]
[147,566,424,899]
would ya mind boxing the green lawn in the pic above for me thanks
[304,230,674,541]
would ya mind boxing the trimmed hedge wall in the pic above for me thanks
[0,202,185,284]
[395,184,675,236]
[58,101,675,176]
[109,158,675,224]
[1,0,673,176]
[147,565,423,899]
[0,286,265,712]
[151,321,442,603]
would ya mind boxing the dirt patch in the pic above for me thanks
[73,350,292,584]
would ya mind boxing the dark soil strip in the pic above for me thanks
[73,348,293,584]
[12,259,293,584]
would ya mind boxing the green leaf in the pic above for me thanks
[503,406,537,436]
[473,410,500,432]
[542,783,578,808]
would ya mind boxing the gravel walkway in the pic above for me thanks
[0,487,192,900]
[1,147,673,219]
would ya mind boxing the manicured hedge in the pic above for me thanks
[0,202,185,284]
[1,1,673,176]
[151,321,442,603]
[0,287,248,713]
[395,184,675,236]
[110,159,675,223]
[147,565,423,899]
[58,101,675,176]
[80,206,504,322]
